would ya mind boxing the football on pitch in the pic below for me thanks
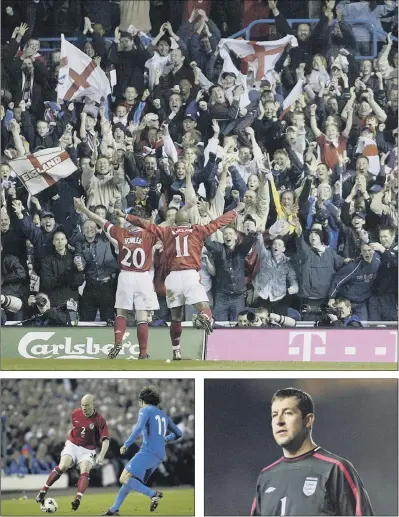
[41,498,58,513]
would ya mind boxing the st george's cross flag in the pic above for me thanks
[356,136,380,177]
[280,78,305,119]
[9,148,77,195]
[218,35,298,84]
[57,34,111,104]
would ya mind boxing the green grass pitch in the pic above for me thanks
[1,358,396,370]
[1,488,194,516]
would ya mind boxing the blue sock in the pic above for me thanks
[126,476,156,498]
[110,485,130,512]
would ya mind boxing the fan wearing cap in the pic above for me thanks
[293,219,344,320]
[11,199,68,272]
[126,177,159,218]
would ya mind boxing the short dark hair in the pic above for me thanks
[139,385,162,406]
[129,206,148,219]
[271,388,314,418]
[379,226,396,237]
[95,204,107,212]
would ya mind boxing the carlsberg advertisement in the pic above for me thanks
[1,327,204,361]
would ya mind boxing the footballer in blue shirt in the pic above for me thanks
[103,386,183,515]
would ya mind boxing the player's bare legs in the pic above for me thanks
[36,455,73,504]
[193,301,214,335]
[170,306,184,360]
[136,310,150,359]
[71,460,92,511]
[109,308,128,359]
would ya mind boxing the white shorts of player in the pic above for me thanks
[115,270,159,311]
[165,270,208,308]
[61,440,96,468]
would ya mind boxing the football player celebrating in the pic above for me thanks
[74,197,159,360]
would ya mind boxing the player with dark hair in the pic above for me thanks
[251,387,373,516]
[36,394,109,512]
[74,198,159,360]
[123,203,245,360]
[103,385,183,515]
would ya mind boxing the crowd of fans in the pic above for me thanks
[1,0,397,328]
[1,378,194,486]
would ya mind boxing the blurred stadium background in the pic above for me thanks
[1,379,194,492]
[204,378,398,516]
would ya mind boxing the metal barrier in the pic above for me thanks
[229,18,398,61]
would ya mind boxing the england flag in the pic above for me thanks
[57,34,111,104]
[9,148,77,195]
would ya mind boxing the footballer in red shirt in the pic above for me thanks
[74,198,159,360]
[125,203,245,360]
[36,394,109,512]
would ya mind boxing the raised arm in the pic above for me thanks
[202,203,245,237]
[73,197,107,227]
[309,104,322,139]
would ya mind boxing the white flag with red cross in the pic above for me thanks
[57,34,111,104]
[9,148,77,195]
[280,78,304,119]
[218,35,298,83]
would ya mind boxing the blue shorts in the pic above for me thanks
[125,450,162,483]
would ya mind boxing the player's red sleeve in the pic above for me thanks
[98,416,109,441]
[200,210,238,238]
[250,478,262,516]
[326,459,374,516]
[104,220,120,240]
[71,408,79,426]
[126,215,165,240]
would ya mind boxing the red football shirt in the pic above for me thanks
[68,408,109,450]
[316,134,348,171]
[126,210,238,272]
[104,221,157,272]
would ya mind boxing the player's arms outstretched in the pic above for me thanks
[165,417,183,442]
[201,202,246,238]
[123,408,151,449]
[126,213,164,239]
[74,197,107,227]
